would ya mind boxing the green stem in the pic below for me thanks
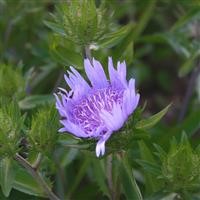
[107,155,115,200]
[14,153,60,200]
[32,153,43,170]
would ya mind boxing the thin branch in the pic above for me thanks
[178,61,200,122]
[14,153,60,200]
[32,153,43,170]
[107,155,116,200]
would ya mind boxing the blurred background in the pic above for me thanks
[0,0,200,199]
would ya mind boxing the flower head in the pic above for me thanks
[54,57,140,157]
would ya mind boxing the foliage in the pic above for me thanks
[0,64,25,99]
[28,104,59,155]
[0,0,200,200]
[160,135,200,194]
[45,0,110,46]
[0,99,24,158]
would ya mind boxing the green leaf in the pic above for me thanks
[29,104,59,154]
[60,149,78,168]
[0,99,25,157]
[0,64,25,99]
[171,7,200,31]
[18,95,54,110]
[49,43,83,69]
[138,141,162,193]
[91,159,110,198]
[132,0,157,40]
[43,20,66,36]
[136,159,161,176]
[172,110,200,139]
[113,24,135,60]
[135,104,171,130]
[153,144,167,161]
[178,50,200,77]
[119,156,143,200]
[123,41,134,65]
[13,168,46,197]
[99,24,133,48]
[0,158,16,197]
[163,32,191,58]
[132,129,150,140]
[67,158,90,198]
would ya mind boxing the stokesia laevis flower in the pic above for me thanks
[54,57,140,157]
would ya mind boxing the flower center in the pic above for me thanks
[71,87,123,135]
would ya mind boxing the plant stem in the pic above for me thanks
[14,153,60,200]
[107,155,115,200]
[83,45,92,62]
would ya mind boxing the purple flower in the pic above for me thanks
[54,57,140,157]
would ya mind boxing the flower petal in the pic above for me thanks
[70,66,90,91]
[84,58,108,88]
[54,93,67,117]
[93,58,108,87]
[122,79,140,116]
[64,67,91,102]
[96,139,106,157]
[117,61,127,87]
[59,119,89,138]
[96,131,111,157]
[108,57,124,88]
[100,103,126,131]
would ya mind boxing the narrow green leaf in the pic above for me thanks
[0,158,16,197]
[163,32,191,58]
[178,51,200,77]
[114,24,135,59]
[43,20,66,36]
[13,168,46,197]
[99,24,133,48]
[133,0,157,40]
[138,141,162,193]
[67,158,90,197]
[132,129,150,140]
[123,41,134,65]
[91,159,110,198]
[153,144,167,161]
[136,159,161,176]
[18,95,54,110]
[135,104,171,130]
[171,7,200,31]
[60,149,78,168]
[49,45,83,69]
[119,156,143,200]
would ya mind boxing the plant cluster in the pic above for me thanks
[0,0,200,200]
